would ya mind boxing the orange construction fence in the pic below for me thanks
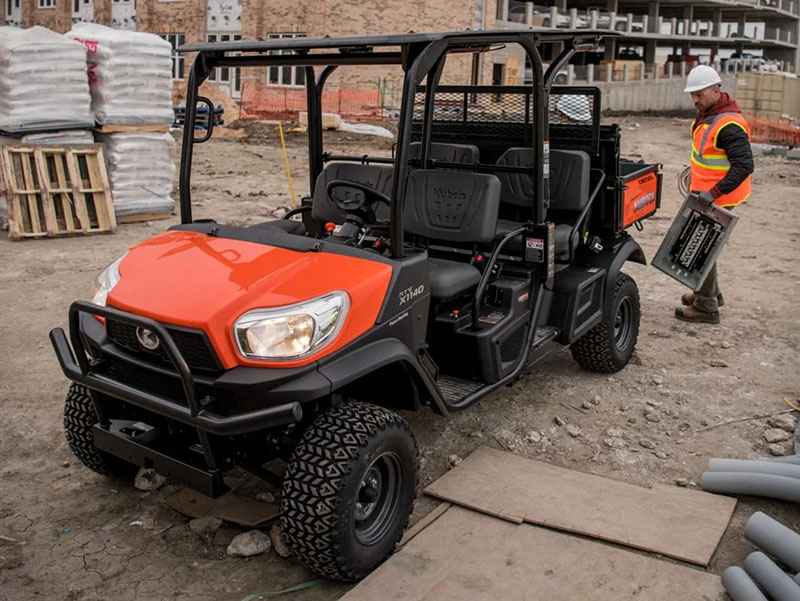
[240,82,382,122]
[747,115,800,147]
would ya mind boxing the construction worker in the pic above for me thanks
[674,65,754,325]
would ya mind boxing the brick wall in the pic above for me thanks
[25,0,72,32]
[239,0,478,92]
[20,0,491,92]
[93,0,112,26]
[136,0,205,43]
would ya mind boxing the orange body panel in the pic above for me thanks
[107,231,392,369]
[622,170,659,228]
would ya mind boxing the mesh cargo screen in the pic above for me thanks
[411,86,599,155]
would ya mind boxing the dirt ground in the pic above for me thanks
[1,115,799,601]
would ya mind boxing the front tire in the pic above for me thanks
[281,402,418,581]
[64,383,136,477]
[570,272,640,373]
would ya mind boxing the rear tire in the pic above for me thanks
[570,272,640,373]
[64,383,136,477]
[281,402,418,581]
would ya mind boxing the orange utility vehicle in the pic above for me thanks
[51,29,661,581]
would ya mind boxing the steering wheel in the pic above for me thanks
[326,180,391,216]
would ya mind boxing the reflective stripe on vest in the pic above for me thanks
[690,112,751,207]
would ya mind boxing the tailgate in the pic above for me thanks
[620,160,661,229]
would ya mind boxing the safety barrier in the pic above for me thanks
[748,115,800,146]
[240,82,382,122]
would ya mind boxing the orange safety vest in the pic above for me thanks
[690,112,752,207]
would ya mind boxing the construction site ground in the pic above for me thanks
[1,115,799,601]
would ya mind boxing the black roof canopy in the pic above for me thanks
[178,28,621,54]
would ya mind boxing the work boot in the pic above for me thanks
[681,292,724,307]
[674,305,720,325]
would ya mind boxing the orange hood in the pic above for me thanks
[107,230,392,368]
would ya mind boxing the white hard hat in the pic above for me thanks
[684,65,722,93]
[556,95,591,122]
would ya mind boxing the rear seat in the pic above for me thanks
[494,147,591,261]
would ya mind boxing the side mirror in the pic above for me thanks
[192,96,215,143]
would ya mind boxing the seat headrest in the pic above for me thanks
[409,142,480,165]
[311,163,394,224]
[495,147,591,212]
[404,170,500,244]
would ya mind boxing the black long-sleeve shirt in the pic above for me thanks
[710,122,755,197]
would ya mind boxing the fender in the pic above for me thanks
[585,234,646,315]
[318,338,449,417]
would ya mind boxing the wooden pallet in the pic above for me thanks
[95,124,172,134]
[116,212,171,224]
[0,144,116,240]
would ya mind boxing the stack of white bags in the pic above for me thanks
[66,23,175,217]
[66,23,174,126]
[96,132,175,217]
[0,26,93,132]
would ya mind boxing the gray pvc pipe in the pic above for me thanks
[771,455,800,465]
[744,551,800,601]
[709,458,800,479]
[701,472,800,503]
[744,512,800,573]
[722,566,769,601]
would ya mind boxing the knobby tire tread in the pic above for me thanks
[570,272,639,373]
[281,402,418,581]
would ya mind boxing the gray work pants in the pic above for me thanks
[693,205,735,313]
[694,263,720,312]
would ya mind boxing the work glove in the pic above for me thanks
[690,190,715,207]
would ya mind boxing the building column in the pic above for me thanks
[604,38,617,60]
[683,5,693,35]
[556,0,567,11]
[648,2,659,34]
[796,20,800,73]
[645,39,657,64]
[712,9,722,37]
[606,0,618,11]
[737,13,747,37]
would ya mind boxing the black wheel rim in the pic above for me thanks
[353,452,402,546]
[614,297,634,351]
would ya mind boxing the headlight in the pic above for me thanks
[89,253,126,306]
[234,292,350,360]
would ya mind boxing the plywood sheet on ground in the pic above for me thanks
[341,506,725,601]
[167,487,278,527]
[424,446,735,566]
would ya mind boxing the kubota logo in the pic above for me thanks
[399,284,425,305]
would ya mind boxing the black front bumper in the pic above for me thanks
[50,301,332,436]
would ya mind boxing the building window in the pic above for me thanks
[159,33,185,80]
[38,0,56,8]
[266,32,307,87]
[207,33,242,93]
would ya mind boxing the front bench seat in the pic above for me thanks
[404,169,501,300]
[251,162,394,235]
[495,147,591,261]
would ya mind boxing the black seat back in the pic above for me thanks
[404,170,500,244]
[311,162,393,224]
[409,142,480,165]
[495,147,591,212]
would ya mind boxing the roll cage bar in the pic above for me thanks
[178,29,619,259]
